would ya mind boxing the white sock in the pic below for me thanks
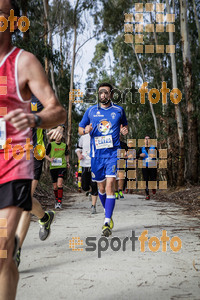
[104,218,111,225]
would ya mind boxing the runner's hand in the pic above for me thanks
[85,123,93,134]
[78,154,84,160]
[67,162,70,168]
[4,108,34,131]
[120,125,128,135]
[47,127,64,140]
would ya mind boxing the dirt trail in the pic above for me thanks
[17,192,200,300]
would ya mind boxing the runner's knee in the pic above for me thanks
[91,181,98,196]
[106,180,115,194]
[81,178,89,191]
[53,183,57,189]
[98,186,105,194]
[106,186,113,195]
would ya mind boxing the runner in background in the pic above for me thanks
[75,133,98,214]
[45,137,70,209]
[16,96,65,266]
[75,165,78,184]
[125,139,137,194]
[77,160,82,192]
[115,137,128,200]
[137,136,158,200]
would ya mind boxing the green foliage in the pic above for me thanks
[85,0,200,185]
[10,0,200,185]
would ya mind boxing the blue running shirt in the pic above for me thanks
[79,103,128,158]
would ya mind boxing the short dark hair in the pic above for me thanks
[10,0,20,17]
[98,82,114,93]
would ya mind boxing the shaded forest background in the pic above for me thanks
[14,0,200,188]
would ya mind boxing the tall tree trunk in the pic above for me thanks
[150,13,165,84]
[180,0,199,183]
[60,24,64,79]
[43,0,58,98]
[192,0,200,48]
[43,0,58,173]
[131,44,158,139]
[67,0,79,151]
[166,0,184,186]
[44,0,49,75]
[44,0,49,77]
[151,15,170,183]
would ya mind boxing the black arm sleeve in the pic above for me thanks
[65,144,69,156]
[136,148,142,159]
[156,147,159,158]
[46,144,51,156]
[120,141,128,152]
[77,138,83,150]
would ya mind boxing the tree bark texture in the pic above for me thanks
[180,0,199,183]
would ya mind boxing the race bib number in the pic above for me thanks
[95,135,113,149]
[84,150,90,158]
[52,158,62,166]
[0,119,6,150]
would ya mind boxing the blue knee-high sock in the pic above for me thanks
[105,195,115,219]
[98,191,106,208]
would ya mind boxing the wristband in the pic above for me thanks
[34,114,42,128]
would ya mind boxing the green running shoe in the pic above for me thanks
[102,217,114,229]
[115,192,119,200]
[119,191,124,199]
[15,248,21,267]
[39,211,55,241]
[13,236,20,266]
[110,217,114,229]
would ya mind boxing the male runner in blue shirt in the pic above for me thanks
[79,83,128,236]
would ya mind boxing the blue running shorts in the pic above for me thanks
[91,157,118,182]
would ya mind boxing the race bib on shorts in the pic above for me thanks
[95,135,113,149]
[52,158,62,166]
[0,119,6,150]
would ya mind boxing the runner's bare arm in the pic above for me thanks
[78,124,93,135]
[45,155,54,162]
[76,150,84,160]
[4,52,66,130]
